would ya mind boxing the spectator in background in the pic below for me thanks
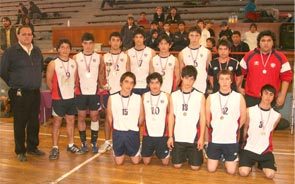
[242,23,259,50]
[28,1,42,22]
[166,7,181,24]
[138,12,149,26]
[231,31,250,61]
[0,17,17,54]
[100,0,115,9]
[162,21,174,41]
[205,20,215,38]
[145,29,159,51]
[153,6,165,23]
[120,14,138,50]
[244,0,259,22]
[146,21,162,41]
[16,3,28,25]
[172,20,188,51]
[197,19,210,47]
[206,37,217,53]
[219,21,233,41]
[22,16,35,37]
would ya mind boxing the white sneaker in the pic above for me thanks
[99,141,112,153]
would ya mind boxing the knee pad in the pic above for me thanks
[91,121,99,131]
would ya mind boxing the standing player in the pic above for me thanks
[239,84,281,179]
[141,72,170,165]
[150,34,180,94]
[46,39,83,160]
[99,32,131,153]
[178,26,212,94]
[205,70,246,174]
[107,72,144,165]
[73,32,105,153]
[167,65,206,170]
[208,39,243,93]
[127,29,155,95]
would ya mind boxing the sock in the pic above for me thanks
[91,130,98,144]
[53,146,58,149]
[79,131,87,143]
[68,143,74,147]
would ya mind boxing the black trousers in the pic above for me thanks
[9,89,40,154]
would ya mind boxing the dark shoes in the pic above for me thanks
[17,153,27,162]
[49,148,59,160]
[27,148,45,156]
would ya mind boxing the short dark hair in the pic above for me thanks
[157,34,172,45]
[188,26,202,35]
[163,21,171,25]
[257,30,276,48]
[109,32,122,41]
[81,32,94,42]
[56,39,72,50]
[181,65,197,80]
[151,20,158,25]
[1,17,11,24]
[120,71,136,86]
[133,28,146,38]
[140,12,146,15]
[17,25,32,34]
[260,84,276,106]
[217,39,232,49]
[146,72,163,85]
[250,23,257,29]
[178,20,185,25]
[232,31,241,37]
[197,18,205,24]
[206,37,216,47]
[217,70,233,81]
[260,84,276,97]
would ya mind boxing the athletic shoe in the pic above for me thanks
[27,148,45,156]
[17,153,27,162]
[98,141,112,153]
[67,144,84,154]
[81,142,89,153]
[49,148,59,160]
[91,143,99,153]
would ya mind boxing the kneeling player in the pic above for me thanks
[107,72,144,165]
[206,70,246,174]
[239,84,281,179]
[167,65,206,170]
[142,72,170,165]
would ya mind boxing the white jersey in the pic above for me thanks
[200,29,210,47]
[52,57,76,100]
[181,46,209,93]
[244,105,280,154]
[143,91,168,137]
[152,54,176,93]
[171,89,203,143]
[209,91,241,144]
[128,47,153,89]
[111,92,141,131]
[75,52,100,95]
[243,31,259,51]
[104,52,128,94]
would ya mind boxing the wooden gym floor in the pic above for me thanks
[0,117,294,184]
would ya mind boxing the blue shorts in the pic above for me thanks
[112,130,140,157]
[141,136,169,159]
[207,142,239,161]
[75,95,100,111]
[52,99,77,117]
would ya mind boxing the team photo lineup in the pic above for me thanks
[0,3,293,182]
